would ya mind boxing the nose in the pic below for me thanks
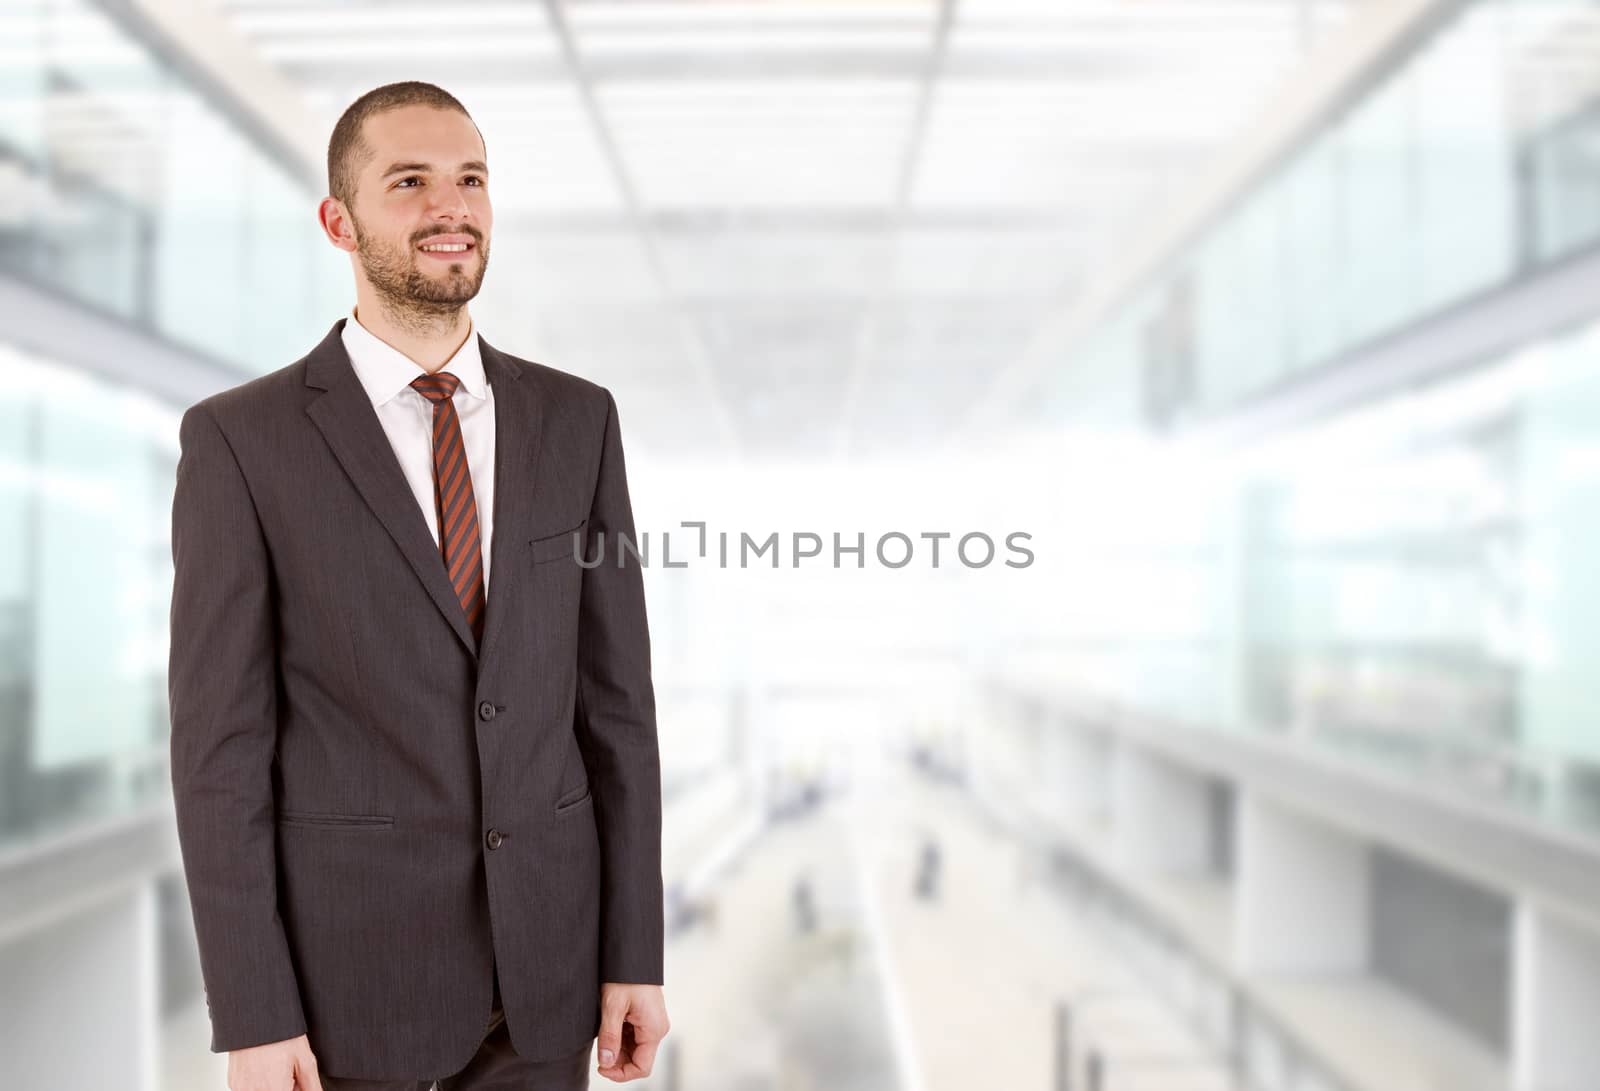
[427,184,472,222]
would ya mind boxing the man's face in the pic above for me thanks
[345,104,492,312]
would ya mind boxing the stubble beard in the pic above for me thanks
[352,213,490,330]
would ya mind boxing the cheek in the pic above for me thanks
[373,238,413,264]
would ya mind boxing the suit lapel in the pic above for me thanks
[302,318,545,665]
[477,333,545,667]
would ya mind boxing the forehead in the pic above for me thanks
[360,105,484,168]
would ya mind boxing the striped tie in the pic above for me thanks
[409,371,485,646]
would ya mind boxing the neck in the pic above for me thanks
[352,293,472,374]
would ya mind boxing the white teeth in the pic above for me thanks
[421,243,469,252]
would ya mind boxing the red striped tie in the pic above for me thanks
[409,371,485,645]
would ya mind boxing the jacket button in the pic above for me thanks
[478,701,496,722]
[485,828,504,850]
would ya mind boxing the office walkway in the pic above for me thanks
[855,765,1243,1091]
[161,764,1242,1091]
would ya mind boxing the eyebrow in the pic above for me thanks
[381,160,489,178]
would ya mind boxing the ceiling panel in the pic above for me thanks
[211,0,1360,461]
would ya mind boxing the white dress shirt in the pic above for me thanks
[342,305,497,592]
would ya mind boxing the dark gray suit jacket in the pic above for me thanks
[167,317,663,1080]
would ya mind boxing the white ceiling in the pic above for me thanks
[210,0,1359,461]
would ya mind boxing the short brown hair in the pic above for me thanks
[326,81,483,207]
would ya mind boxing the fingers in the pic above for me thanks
[597,1022,667,1082]
[628,1035,660,1074]
[226,1035,315,1091]
[293,1048,322,1091]
[596,993,628,1068]
[598,1058,651,1082]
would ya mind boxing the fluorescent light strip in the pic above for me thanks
[601,99,913,114]
[227,5,552,34]
[577,30,936,52]
[569,1,937,28]
[598,80,919,104]
[949,28,1300,53]
[956,0,1342,25]
[258,36,561,60]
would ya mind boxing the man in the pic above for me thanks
[168,80,668,1091]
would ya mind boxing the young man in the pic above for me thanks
[168,81,668,1091]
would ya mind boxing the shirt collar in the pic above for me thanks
[342,305,488,409]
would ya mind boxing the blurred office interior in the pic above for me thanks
[3,0,1600,1089]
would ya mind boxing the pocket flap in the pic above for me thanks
[529,518,587,564]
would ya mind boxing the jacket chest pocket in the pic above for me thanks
[529,518,588,565]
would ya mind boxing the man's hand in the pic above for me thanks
[227,1033,321,1091]
[595,982,669,1082]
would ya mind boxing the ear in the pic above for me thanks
[318,197,357,252]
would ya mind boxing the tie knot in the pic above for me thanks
[410,371,461,403]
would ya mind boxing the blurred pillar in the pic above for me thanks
[1110,745,1211,875]
[1233,792,1370,972]
[1512,902,1600,1091]
[0,880,159,1090]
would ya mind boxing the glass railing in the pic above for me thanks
[1038,0,1600,430]
[1021,312,1600,840]
[0,0,345,374]
[0,342,181,854]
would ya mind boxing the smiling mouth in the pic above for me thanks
[417,241,476,260]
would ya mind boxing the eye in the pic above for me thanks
[395,176,421,188]
[463,175,484,186]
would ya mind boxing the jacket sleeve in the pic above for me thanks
[574,387,665,985]
[168,402,308,1051]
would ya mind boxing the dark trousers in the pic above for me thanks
[319,966,592,1090]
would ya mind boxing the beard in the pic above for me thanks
[351,212,489,315]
